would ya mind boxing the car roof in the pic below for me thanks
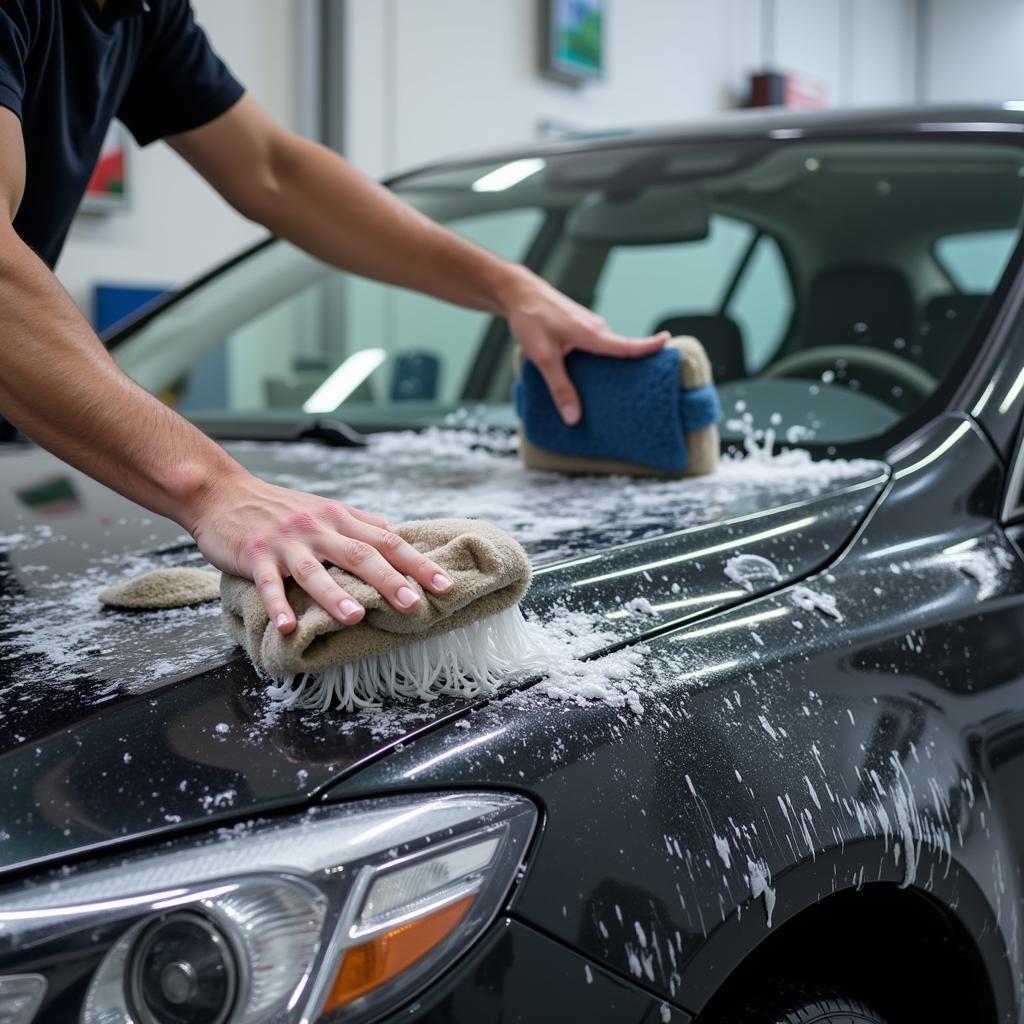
[388,103,1024,184]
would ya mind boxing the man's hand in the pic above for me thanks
[500,269,669,425]
[187,471,454,633]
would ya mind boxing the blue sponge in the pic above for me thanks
[514,346,721,474]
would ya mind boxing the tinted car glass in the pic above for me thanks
[113,138,1024,451]
[936,228,1018,292]
[591,214,754,335]
[121,208,544,422]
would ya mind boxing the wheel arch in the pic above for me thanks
[682,838,1014,1024]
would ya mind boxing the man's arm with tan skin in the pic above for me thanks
[169,94,669,425]
[0,106,457,633]
[0,91,666,634]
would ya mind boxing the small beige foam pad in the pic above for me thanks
[99,567,221,609]
[220,518,531,678]
[518,335,720,478]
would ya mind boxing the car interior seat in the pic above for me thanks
[652,313,747,382]
[918,294,987,377]
[801,264,915,353]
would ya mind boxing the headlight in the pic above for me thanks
[0,792,536,1023]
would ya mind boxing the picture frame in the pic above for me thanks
[542,0,605,86]
[80,122,130,213]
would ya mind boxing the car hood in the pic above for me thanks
[0,429,887,876]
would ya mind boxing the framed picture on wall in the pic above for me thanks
[543,0,605,85]
[80,123,129,212]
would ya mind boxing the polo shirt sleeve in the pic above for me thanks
[0,4,33,122]
[118,0,244,147]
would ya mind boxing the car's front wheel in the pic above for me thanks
[712,984,891,1024]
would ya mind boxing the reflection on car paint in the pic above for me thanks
[326,415,1024,1018]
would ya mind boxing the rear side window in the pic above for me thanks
[592,214,754,336]
[592,217,795,375]
[935,229,1017,292]
[726,235,793,372]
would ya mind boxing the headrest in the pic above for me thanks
[653,313,746,382]
[805,264,914,349]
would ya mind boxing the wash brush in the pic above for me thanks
[102,519,535,712]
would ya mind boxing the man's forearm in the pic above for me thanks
[171,95,666,429]
[239,130,527,316]
[0,226,241,527]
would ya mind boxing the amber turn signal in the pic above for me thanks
[323,893,476,1011]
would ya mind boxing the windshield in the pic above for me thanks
[113,136,1024,450]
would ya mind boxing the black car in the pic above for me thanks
[2,105,1024,1024]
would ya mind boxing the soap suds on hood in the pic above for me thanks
[255,428,882,565]
[946,547,1002,601]
[790,585,843,622]
[724,554,783,592]
[2,429,884,709]
[624,596,657,617]
[0,545,228,697]
[513,606,647,716]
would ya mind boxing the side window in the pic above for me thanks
[935,229,1018,293]
[727,234,794,372]
[591,214,754,336]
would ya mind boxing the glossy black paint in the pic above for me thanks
[328,415,1023,1021]
[0,439,884,876]
[1,106,1024,1024]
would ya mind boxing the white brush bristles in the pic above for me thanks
[265,604,542,712]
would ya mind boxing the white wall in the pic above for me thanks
[846,0,919,105]
[921,0,1024,103]
[343,0,919,179]
[55,0,303,315]
[774,0,918,107]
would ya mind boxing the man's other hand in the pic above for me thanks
[187,472,454,633]
[502,268,670,426]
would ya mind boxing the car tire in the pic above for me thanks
[715,983,890,1024]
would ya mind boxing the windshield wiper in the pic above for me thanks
[194,417,369,448]
[298,419,369,447]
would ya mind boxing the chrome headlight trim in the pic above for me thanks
[0,792,537,1024]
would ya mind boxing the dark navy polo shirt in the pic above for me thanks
[0,0,244,267]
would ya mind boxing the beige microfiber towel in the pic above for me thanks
[518,336,720,478]
[221,518,536,711]
[99,567,221,609]
[96,520,536,712]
